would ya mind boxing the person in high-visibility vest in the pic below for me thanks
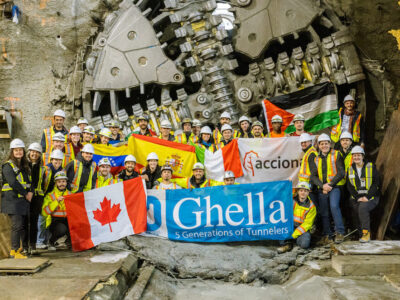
[288,114,308,137]
[154,165,181,190]
[251,121,265,138]
[118,155,139,181]
[214,124,234,150]
[277,182,317,253]
[330,94,365,147]
[97,128,112,145]
[175,118,198,144]
[197,126,216,152]
[172,163,223,188]
[82,125,95,144]
[109,120,124,145]
[68,126,83,157]
[237,115,253,138]
[42,132,75,168]
[347,146,380,243]
[223,171,238,185]
[65,144,97,193]
[192,119,202,141]
[42,171,72,250]
[126,115,157,140]
[41,109,69,153]
[212,111,239,143]
[268,115,285,138]
[158,120,175,141]
[77,117,88,133]
[310,134,346,245]
[92,158,120,189]
[298,133,318,184]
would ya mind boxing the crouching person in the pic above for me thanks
[154,165,181,190]
[42,171,72,250]
[278,182,316,253]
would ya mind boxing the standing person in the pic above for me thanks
[223,171,236,185]
[192,119,202,140]
[268,115,285,138]
[42,171,72,250]
[347,146,380,243]
[97,128,112,145]
[251,121,265,138]
[1,139,32,259]
[288,114,307,136]
[65,144,97,193]
[215,124,234,150]
[140,152,162,189]
[158,120,175,141]
[68,126,83,157]
[153,165,181,190]
[126,116,156,139]
[310,134,346,244]
[41,109,69,153]
[118,155,139,181]
[213,112,238,143]
[82,126,95,144]
[109,120,124,145]
[237,116,253,138]
[298,133,318,184]
[172,163,223,188]
[42,132,74,168]
[175,118,198,144]
[197,126,216,152]
[77,118,88,133]
[331,94,365,148]
[92,158,120,188]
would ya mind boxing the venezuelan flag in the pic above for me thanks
[92,144,131,175]
[128,134,196,178]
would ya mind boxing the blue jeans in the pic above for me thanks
[279,232,311,249]
[318,187,345,236]
[36,214,49,245]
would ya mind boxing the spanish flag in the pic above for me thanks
[128,134,197,178]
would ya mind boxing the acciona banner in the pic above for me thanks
[146,181,293,242]
[237,137,303,184]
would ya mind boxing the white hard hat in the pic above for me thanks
[124,155,136,164]
[340,131,353,140]
[239,115,250,123]
[295,182,311,190]
[221,124,233,132]
[293,114,305,122]
[351,145,365,155]
[317,133,331,143]
[53,109,66,118]
[28,142,42,153]
[83,125,95,134]
[299,133,313,143]
[220,111,231,119]
[160,120,172,129]
[224,170,235,179]
[52,132,65,142]
[82,143,95,154]
[69,126,82,135]
[200,126,212,135]
[99,157,111,166]
[192,162,205,170]
[77,118,88,125]
[99,128,112,138]
[343,95,355,102]
[50,149,64,160]
[147,152,159,161]
[271,115,283,123]
[192,119,202,127]
[161,165,173,173]
[10,138,25,149]
[54,171,68,181]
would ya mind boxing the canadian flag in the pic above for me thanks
[64,178,147,251]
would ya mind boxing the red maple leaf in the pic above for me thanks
[93,197,121,232]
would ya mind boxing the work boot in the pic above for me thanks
[359,230,370,243]
[317,235,331,246]
[334,233,344,244]
[277,243,293,254]
[9,250,16,258]
[13,249,27,259]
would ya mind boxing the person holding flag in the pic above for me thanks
[92,158,120,188]
[158,120,175,141]
[171,163,223,188]
[97,128,112,145]
[126,116,156,139]
[154,165,181,190]
[197,126,216,152]
[267,115,285,138]
[118,155,139,181]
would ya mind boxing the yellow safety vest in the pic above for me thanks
[70,160,97,193]
[292,197,317,239]
[1,161,31,197]
[42,188,72,228]
[348,163,374,197]
[172,177,223,189]
[341,150,353,179]
[330,108,362,143]
[43,127,69,153]
[212,128,239,143]
[315,150,345,186]
[42,144,75,168]
[298,146,318,183]
[197,143,216,153]
[34,164,47,196]
[155,182,178,190]
[94,173,120,188]
[175,132,198,144]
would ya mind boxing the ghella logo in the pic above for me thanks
[243,151,259,176]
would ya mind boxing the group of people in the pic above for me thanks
[1,93,378,259]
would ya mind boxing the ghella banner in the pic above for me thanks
[146,181,293,242]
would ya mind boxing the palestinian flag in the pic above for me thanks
[262,82,339,133]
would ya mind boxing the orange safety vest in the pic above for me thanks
[330,108,362,143]
[315,150,345,185]
[42,144,74,168]
[267,131,285,138]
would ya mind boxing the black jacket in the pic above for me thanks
[141,166,161,189]
[346,162,380,201]
[339,109,365,145]
[310,150,345,188]
[65,157,96,193]
[40,126,69,152]
[45,163,63,195]
[118,169,139,181]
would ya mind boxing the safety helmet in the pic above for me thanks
[124,155,136,164]
[52,132,65,142]
[69,126,82,135]
[109,120,120,128]
[77,118,88,125]
[221,124,233,133]
[83,125,95,135]
[299,133,313,143]
[340,131,353,141]
[220,111,231,119]
[50,149,64,160]
[343,95,355,103]
[293,114,305,122]
[192,162,205,170]
[147,152,159,161]
[271,115,283,123]
[224,170,235,179]
[54,171,68,181]
[200,126,212,135]
[317,133,331,143]
[137,115,148,122]
[295,182,311,191]
[98,157,111,166]
[239,115,250,124]
[251,121,264,128]
[351,145,365,155]
[192,119,202,127]
[99,128,112,138]
[53,109,66,118]
[181,118,192,125]
[82,143,95,154]
[10,138,25,149]
[28,142,42,153]
[161,165,173,173]
[160,120,172,129]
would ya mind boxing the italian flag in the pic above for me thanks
[195,139,243,181]
[262,82,339,134]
